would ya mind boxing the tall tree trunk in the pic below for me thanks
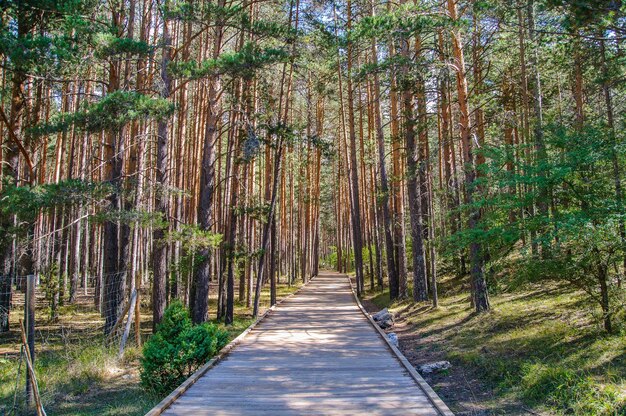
[152,4,171,330]
[447,0,490,312]
[192,4,225,323]
[345,0,365,295]
[527,0,550,257]
[398,27,428,302]
[103,7,126,335]
[253,142,284,317]
[600,38,625,287]
[517,4,537,254]
[388,34,408,299]
[192,94,218,324]
[0,4,30,332]
[369,2,397,295]
[224,149,240,324]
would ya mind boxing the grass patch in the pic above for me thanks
[0,333,161,415]
[0,279,303,415]
[362,288,390,310]
[363,280,626,415]
[520,363,625,415]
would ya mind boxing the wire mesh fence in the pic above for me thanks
[0,263,298,414]
[0,271,148,415]
[1,272,144,339]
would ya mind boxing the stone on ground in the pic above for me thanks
[372,308,394,329]
[418,361,452,374]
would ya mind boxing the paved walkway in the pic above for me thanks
[160,272,450,415]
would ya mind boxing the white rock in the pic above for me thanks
[372,308,394,328]
[387,332,399,347]
[372,308,390,322]
[418,361,451,374]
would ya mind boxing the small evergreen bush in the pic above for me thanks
[140,300,228,396]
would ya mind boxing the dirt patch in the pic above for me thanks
[361,300,539,416]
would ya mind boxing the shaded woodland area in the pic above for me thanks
[0,0,625,413]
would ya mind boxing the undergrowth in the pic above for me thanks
[0,279,302,415]
[364,280,626,415]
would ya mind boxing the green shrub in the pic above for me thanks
[140,300,228,396]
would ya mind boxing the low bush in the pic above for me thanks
[140,300,228,396]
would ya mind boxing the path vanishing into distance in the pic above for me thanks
[148,272,453,416]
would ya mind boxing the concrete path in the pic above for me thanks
[158,272,452,415]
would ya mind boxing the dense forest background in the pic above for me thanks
[0,0,625,414]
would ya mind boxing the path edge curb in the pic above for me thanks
[348,275,455,416]
[145,277,315,416]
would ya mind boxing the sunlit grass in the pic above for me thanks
[363,280,626,415]
[0,279,303,415]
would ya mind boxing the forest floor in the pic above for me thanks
[0,280,302,415]
[361,277,626,416]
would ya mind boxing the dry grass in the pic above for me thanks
[0,278,303,415]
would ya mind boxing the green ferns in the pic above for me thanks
[140,301,228,396]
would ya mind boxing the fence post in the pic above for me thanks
[118,289,137,359]
[135,272,141,347]
[0,275,10,333]
[24,274,35,406]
